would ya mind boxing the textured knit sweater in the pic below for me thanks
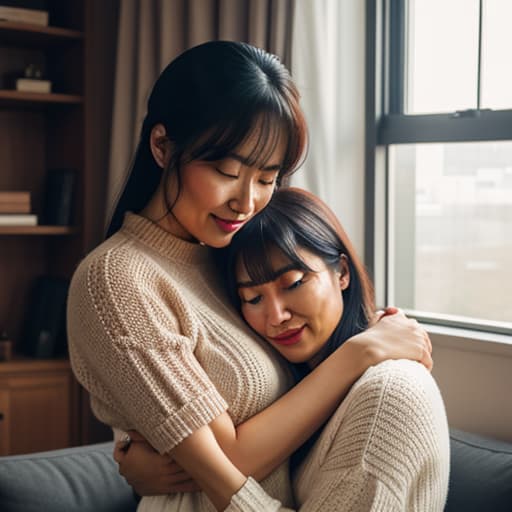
[67,212,295,510]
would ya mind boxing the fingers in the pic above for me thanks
[126,430,146,442]
[113,442,126,464]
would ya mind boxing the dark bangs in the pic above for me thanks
[223,190,344,307]
[237,216,315,288]
[184,94,306,183]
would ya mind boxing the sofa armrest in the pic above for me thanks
[445,428,512,512]
[0,442,137,512]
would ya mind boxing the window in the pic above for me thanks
[368,0,512,333]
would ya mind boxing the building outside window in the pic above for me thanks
[368,0,512,333]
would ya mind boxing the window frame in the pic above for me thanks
[365,0,512,335]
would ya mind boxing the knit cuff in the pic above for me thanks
[226,477,286,512]
[149,389,228,454]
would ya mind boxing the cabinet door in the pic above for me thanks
[1,373,71,455]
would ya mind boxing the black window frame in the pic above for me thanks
[365,0,512,335]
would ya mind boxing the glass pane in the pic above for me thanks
[406,0,479,114]
[389,142,512,326]
[481,0,512,109]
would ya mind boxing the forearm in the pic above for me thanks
[213,340,366,480]
[170,425,246,510]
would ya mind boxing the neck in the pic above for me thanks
[140,185,196,242]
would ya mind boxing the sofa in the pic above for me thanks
[0,429,511,511]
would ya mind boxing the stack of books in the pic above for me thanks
[0,191,38,225]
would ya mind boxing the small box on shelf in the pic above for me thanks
[0,2,49,26]
[15,77,51,93]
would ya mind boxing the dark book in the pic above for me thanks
[42,169,75,226]
[21,276,69,359]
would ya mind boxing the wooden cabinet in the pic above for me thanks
[0,358,77,455]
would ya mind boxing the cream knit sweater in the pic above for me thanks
[68,213,450,512]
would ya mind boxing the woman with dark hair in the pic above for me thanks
[68,41,435,512]
[114,188,449,510]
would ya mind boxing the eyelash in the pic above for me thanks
[215,167,238,179]
[242,277,305,306]
[215,166,276,186]
[287,278,304,290]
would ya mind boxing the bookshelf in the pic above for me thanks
[0,0,106,454]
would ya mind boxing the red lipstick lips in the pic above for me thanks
[270,327,304,346]
[213,215,245,233]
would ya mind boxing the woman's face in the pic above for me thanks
[160,131,285,248]
[236,248,350,367]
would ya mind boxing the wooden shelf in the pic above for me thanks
[0,225,77,235]
[0,356,70,374]
[0,90,83,106]
[0,21,83,47]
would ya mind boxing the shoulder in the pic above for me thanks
[353,359,445,418]
[68,233,182,330]
[70,232,168,302]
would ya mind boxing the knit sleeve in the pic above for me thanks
[227,477,294,512]
[67,248,228,454]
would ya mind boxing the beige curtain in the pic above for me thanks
[106,0,295,224]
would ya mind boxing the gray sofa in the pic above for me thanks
[0,429,511,511]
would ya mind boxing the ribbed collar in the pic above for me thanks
[121,212,211,266]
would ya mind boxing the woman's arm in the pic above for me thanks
[117,310,432,491]
[169,424,246,510]
[210,310,432,480]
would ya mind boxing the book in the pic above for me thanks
[0,5,48,26]
[0,213,37,225]
[0,191,30,203]
[0,202,31,213]
[16,78,51,93]
[43,169,75,225]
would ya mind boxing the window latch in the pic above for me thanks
[452,108,492,119]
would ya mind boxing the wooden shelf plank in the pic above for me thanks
[0,225,77,235]
[0,21,83,46]
[0,356,70,374]
[0,90,83,105]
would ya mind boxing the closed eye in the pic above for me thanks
[243,295,262,305]
[215,166,238,179]
[287,279,304,291]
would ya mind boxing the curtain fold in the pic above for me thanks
[106,0,295,224]
[290,0,366,255]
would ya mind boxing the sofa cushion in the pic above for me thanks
[0,442,137,512]
[445,428,512,512]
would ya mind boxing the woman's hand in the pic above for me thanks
[113,431,200,496]
[349,307,433,371]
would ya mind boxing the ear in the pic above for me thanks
[338,254,350,291]
[149,123,172,169]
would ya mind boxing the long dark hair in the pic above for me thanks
[220,187,375,374]
[106,41,308,238]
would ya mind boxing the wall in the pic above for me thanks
[430,327,512,443]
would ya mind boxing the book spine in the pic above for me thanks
[0,6,49,26]
[0,191,31,203]
[0,203,31,214]
[0,214,37,226]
